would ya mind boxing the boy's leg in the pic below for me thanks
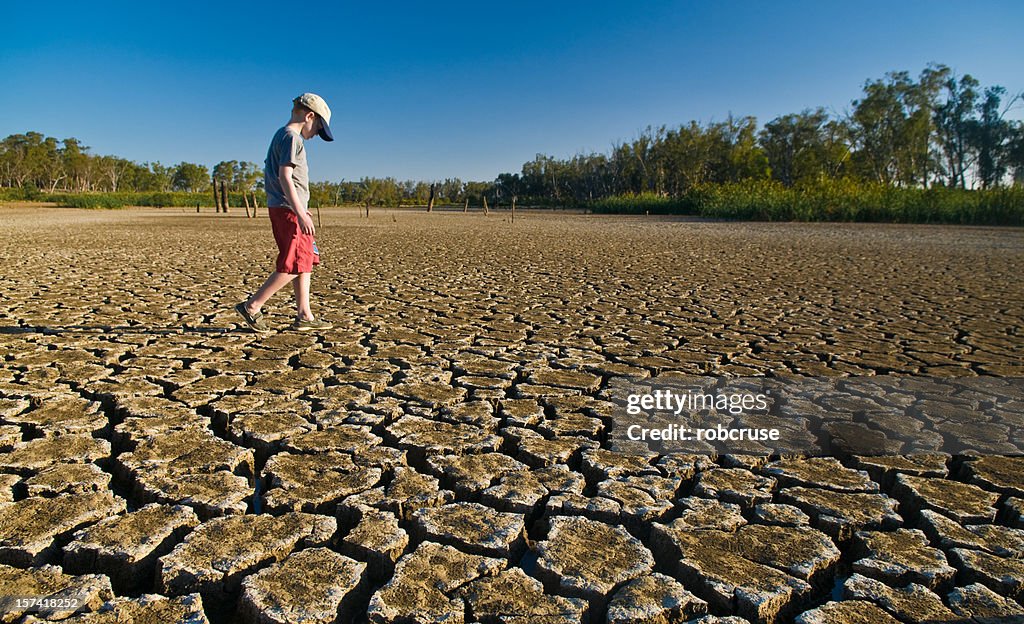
[293,272,313,321]
[247,271,297,314]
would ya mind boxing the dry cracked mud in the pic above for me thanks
[0,205,1022,623]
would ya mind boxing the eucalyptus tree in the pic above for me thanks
[973,86,1017,188]
[212,160,238,189]
[711,115,769,183]
[520,154,559,203]
[462,181,493,206]
[933,73,980,188]
[232,162,262,192]
[129,162,174,191]
[760,109,851,186]
[438,177,464,203]
[171,162,210,192]
[1010,122,1024,186]
[0,132,53,188]
[494,172,521,205]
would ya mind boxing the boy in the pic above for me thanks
[236,93,334,333]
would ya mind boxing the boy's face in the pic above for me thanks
[299,111,321,140]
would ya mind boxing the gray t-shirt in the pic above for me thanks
[264,127,309,209]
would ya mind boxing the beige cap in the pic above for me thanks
[294,93,333,141]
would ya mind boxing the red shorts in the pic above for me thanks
[269,207,320,274]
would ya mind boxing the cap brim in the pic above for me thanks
[317,117,334,142]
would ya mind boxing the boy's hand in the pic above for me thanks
[299,210,316,235]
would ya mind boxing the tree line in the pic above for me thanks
[502,65,1022,206]
[0,134,267,196]
[1,64,1020,209]
[0,133,488,208]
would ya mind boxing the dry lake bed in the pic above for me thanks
[0,205,1023,623]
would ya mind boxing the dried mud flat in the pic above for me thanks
[0,205,1022,624]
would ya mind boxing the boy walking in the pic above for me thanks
[236,93,335,332]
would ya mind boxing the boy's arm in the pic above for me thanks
[279,164,315,235]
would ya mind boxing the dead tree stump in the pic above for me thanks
[426,183,436,213]
[219,181,228,213]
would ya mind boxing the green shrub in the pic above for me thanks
[0,186,44,201]
[55,194,127,209]
[587,181,1024,225]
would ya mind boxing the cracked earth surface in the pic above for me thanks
[0,206,1022,623]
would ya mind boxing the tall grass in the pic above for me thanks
[5,183,1023,224]
[588,180,1024,225]
[0,186,45,201]
[589,192,699,215]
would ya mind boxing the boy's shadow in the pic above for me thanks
[0,325,235,336]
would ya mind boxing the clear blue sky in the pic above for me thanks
[2,1,1022,183]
